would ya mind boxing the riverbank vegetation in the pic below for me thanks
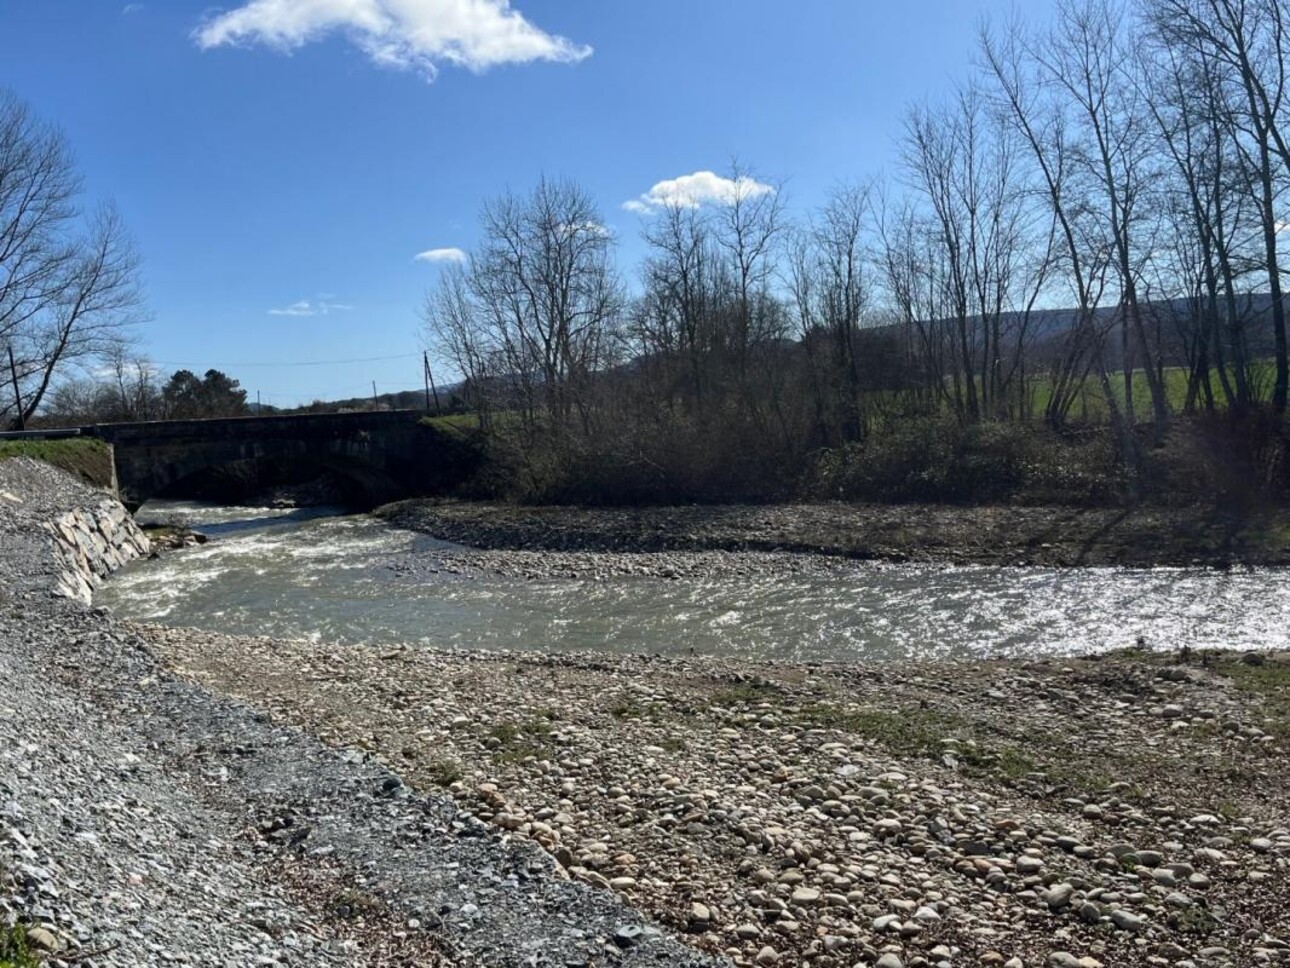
[424,0,1290,509]
[0,925,39,968]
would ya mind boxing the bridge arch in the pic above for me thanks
[142,452,405,509]
[87,411,468,512]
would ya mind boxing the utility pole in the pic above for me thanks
[7,345,25,431]
[372,380,378,411]
[423,350,440,413]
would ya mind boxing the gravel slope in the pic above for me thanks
[0,458,718,967]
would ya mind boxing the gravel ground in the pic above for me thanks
[0,458,718,967]
[377,500,1290,569]
[386,546,860,582]
[144,629,1290,968]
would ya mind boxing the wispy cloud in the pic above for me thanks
[268,298,354,317]
[122,3,144,14]
[414,247,467,264]
[623,170,775,214]
[193,0,592,81]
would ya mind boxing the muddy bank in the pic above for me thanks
[378,500,1290,569]
[146,623,1290,968]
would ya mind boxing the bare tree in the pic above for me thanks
[637,202,725,409]
[1033,1,1172,437]
[789,182,873,442]
[0,91,143,429]
[422,262,495,428]
[981,17,1131,454]
[710,163,788,392]
[423,178,622,446]
[1139,24,1261,409]
[1147,0,1290,411]
[898,83,1049,422]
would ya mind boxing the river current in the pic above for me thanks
[96,500,1290,662]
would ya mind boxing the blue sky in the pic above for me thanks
[2,0,1050,405]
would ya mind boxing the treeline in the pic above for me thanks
[425,0,1290,506]
[38,359,250,424]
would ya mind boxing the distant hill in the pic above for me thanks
[255,382,468,416]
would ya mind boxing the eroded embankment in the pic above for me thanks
[0,458,716,968]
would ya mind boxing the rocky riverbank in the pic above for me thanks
[145,622,1290,968]
[377,500,1290,569]
[0,458,716,967]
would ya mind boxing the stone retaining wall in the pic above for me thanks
[44,500,149,603]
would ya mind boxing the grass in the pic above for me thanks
[711,681,783,706]
[715,688,1144,800]
[0,926,39,968]
[1169,904,1220,938]
[423,758,464,787]
[421,409,521,434]
[1214,655,1290,740]
[1026,361,1279,422]
[0,437,113,488]
[796,703,965,758]
[488,717,555,764]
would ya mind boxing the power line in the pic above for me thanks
[253,385,378,399]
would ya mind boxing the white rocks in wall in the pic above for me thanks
[45,502,150,604]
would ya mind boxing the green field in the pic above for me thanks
[951,362,1278,424]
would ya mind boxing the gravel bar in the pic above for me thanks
[377,500,1290,569]
[144,629,1290,968]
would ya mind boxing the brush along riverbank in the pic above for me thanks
[143,621,1290,968]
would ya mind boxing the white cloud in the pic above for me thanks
[623,170,775,214]
[122,3,144,14]
[268,298,354,317]
[194,0,592,80]
[414,247,467,263]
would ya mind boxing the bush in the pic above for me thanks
[1142,410,1290,507]
[439,407,1290,509]
[461,408,807,505]
[810,417,1127,505]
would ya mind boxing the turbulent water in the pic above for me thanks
[97,500,1290,662]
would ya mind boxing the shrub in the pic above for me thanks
[810,417,1128,505]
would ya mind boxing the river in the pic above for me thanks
[96,500,1290,662]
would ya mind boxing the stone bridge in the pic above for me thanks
[82,410,469,511]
